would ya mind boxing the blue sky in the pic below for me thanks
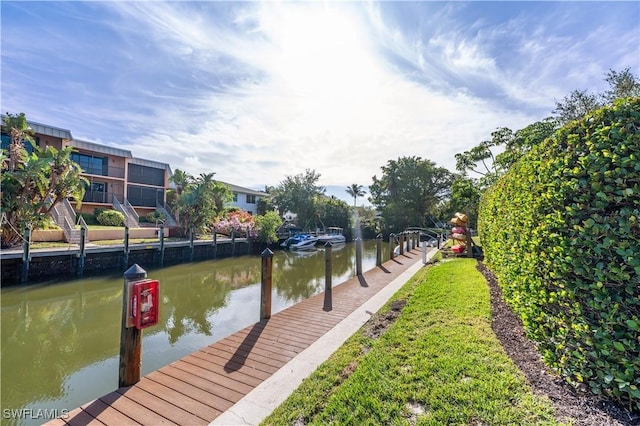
[2,1,639,204]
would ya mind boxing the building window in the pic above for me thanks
[233,192,238,202]
[1,133,40,154]
[71,152,108,176]
[127,185,163,207]
[246,194,256,204]
[128,164,165,186]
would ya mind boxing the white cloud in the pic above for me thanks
[2,1,638,190]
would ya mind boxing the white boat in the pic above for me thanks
[289,235,319,251]
[315,227,346,245]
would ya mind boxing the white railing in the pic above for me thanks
[112,195,138,228]
[124,198,139,226]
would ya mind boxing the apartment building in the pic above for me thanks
[1,120,172,224]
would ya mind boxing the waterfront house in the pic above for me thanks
[220,181,269,215]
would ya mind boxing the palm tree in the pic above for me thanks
[346,184,366,207]
[169,169,193,195]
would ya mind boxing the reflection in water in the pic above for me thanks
[0,241,387,425]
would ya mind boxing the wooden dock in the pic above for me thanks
[45,250,424,426]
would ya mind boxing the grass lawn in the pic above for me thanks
[261,258,561,425]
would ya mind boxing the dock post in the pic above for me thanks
[231,230,236,257]
[389,233,395,260]
[212,227,217,259]
[324,242,333,292]
[119,264,147,387]
[324,242,333,310]
[21,226,31,284]
[260,248,273,320]
[123,226,130,269]
[77,226,86,277]
[159,225,165,267]
[399,233,405,256]
[375,234,382,266]
[189,226,194,262]
[356,237,363,276]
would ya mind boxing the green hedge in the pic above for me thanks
[96,209,125,227]
[478,98,639,410]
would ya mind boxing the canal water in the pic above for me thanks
[1,241,389,425]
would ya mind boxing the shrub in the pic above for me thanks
[78,213,98,225]
[479,98,640,410]
[254,211,283,243]
[146,211,166,224]
[96,209,125,227]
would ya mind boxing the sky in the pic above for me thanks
[2,1,639,205]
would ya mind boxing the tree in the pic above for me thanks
[553,89,602,124]
[455,118,558,188]
[369,156,454,233]
[603,67,640,104]
[169,169,193,195]
[553,67,640,124]
[345,184,366,207]
[1,113,88,247]
[269,169,325,230]
[254,211,283,244]
[168,170,232,237]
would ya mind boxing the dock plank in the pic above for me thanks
[44,251,424,426]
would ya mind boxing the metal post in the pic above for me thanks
[389,233,395,260]
[375,234,382,266]
[356,237,363,276]
[422,240,427,264]
[260,248,273,320]
[189,226,194,262]
[123,226,130,268]
[77,226,86,277]
[159,225,165,267]
[21,226,31,284]
[119,264,147,387]
[247,228,252,255]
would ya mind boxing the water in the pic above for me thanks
[1,241,389,425]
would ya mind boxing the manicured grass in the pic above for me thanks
[262,258,561,425]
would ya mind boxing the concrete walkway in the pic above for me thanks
[211,248,436,425]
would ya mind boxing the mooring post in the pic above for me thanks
[189,226,194,262]
[324,242,333,293]
[119,264,147,387]
[159,225,165,267]
[21,226,31,284]
[399,233,405,256]
[231,230,236,257]
[356,237,363,276]
[212,227,217,259]
[77,226,86,277]
[260,248,273,320]
[389,233,395,260]
[375,234,382,266]
[123,226,130,268]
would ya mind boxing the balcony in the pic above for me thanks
[82,191,124,204]
[81,165,125,179]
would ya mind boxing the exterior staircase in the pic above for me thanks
[155,202,178,227]
[48,197,89,244]
[112,195,139,228]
